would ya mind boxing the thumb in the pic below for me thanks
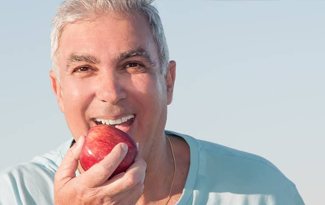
[55,136,85,186]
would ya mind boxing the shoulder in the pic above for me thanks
[0,161,55,204]
[166,130,304,205]
[168,131,282,177]
[180,132,290,184]
[196,137,283,179]
[0,140,71,204]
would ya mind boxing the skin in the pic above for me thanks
[51,12,189,204]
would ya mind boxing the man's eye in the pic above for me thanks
[126,62,140,68]
[73,66,92,73]
[124,62,146,73]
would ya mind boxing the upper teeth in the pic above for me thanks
[95,115,134,126]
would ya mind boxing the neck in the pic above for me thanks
[138,134,175,204]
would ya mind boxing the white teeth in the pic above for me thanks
[95,115,134,126]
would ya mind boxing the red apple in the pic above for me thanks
[79,125,137,177]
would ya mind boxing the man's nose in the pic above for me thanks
[96,71,127,105]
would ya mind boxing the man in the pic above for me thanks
[0,0,304,204]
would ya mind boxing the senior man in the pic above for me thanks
[0,0,304,204]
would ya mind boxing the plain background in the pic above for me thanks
[0,1,324,205]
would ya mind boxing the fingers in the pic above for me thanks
[55,136,85,186]
[78,143,129,187]
[102,182,145,205]
[103,156,147,195]
[89,156,146,204]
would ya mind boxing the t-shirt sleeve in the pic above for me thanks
[0,163,55,205]
[0,168,25,205]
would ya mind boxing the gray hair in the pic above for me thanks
[50,0,169,74]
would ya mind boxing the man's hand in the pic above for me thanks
[54,136,146,205]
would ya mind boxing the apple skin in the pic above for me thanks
[79,125,137,177]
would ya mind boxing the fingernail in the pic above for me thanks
[121,143,128,152]
[75,136,85,148]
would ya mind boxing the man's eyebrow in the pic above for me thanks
[67,54,100,66]
[118,48,155,65]
[66,48,156,68]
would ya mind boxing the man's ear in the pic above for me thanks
[166,60,176,105]
[49,70,64,112]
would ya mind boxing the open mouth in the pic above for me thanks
[93,114,135,128]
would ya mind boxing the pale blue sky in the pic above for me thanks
[0,1,324,205]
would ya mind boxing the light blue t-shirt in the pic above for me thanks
[0,131,304,205]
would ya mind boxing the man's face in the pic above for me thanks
[50,12,175,154]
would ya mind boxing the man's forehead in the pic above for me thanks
[56,12,159,67]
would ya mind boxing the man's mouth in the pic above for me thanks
[93,114,135,127]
